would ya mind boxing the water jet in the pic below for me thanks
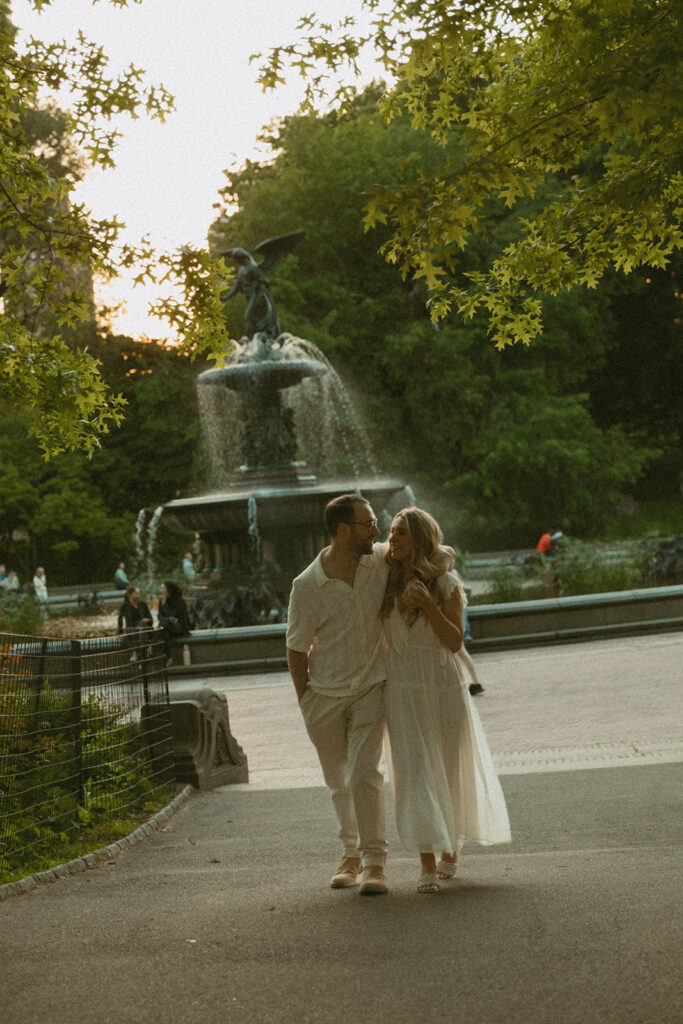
[158,234,408,621]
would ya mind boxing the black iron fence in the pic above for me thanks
[0,629,175,879]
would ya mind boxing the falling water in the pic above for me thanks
[379,509,393,536]
[247,496,261,564]
[197,380,240,490]
[282,336,380,480]
[383,486,417,531]
[146,505,164,578]
[196,333,381,488]
[161,330,410,610]
[134,508,148,563]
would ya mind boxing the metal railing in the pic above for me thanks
[0,629,175,879]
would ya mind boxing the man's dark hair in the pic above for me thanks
[324,493,369,536]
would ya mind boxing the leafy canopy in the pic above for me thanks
[208,94,664,546]
[0,0,173,454]
[0,1,232,456]
[0,333,200,583]
[255,0,682,347]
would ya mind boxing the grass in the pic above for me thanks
[0,784,182,887]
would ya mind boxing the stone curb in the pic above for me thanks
[0,785,194,902]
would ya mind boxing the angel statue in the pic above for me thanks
[220,229,305,343]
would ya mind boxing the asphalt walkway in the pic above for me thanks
[1,632,682,1024]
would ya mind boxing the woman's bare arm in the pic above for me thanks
[404,579,464,652]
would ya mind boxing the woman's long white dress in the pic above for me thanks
[385,571,511,854]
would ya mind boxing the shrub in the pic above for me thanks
[551,540,642,596]
[642,534,683,585]
[0,675,174,881]
[480,565,529,605]
[0,593,42,635]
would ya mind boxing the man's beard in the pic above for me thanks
[355,536,374,556]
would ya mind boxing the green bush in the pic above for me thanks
[599,499,683,542]
[0,593,42,635]
[642,534,683,585]
[0,677,174,881]
[479,565,529,605]
[472,538,654,604]
[551,540,643,596]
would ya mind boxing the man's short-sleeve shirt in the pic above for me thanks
[286,542,389,696]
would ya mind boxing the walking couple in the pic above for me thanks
[286,493,510,895]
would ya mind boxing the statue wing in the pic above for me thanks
[254,230,306,276]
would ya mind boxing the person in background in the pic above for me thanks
[0,564,7,589]
[117,584,153,633]
[536,528,563,558]
[536,530,552,556]
[32,567,48,602]
[5,570,19,591]
[32,566,48,618]
[157,580,191,664]
[181,551,196,583]
[114,561,129,590]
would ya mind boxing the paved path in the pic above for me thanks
[1,633,682,1024]
[179,631,683,786]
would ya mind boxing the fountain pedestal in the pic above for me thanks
[162,476,406,578]
[160,333,407,585]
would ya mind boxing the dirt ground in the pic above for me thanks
[40,608,120,639]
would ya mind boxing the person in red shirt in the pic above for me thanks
[536,532,552,555]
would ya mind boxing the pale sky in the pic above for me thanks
[11,0,377,338]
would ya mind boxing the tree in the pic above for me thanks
[0,1,179,455]
[208,88,435,352]
[0,332,201,583]
[85,331,202,512]
[256,0,682,349]
[207,92,660,547]
[587,259,682,497]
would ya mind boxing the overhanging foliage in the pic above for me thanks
[256,0,682,347]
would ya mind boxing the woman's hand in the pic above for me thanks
[403,578,432,609]
[405,577,464,652]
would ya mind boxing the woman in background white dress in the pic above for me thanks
[381,507,511,892]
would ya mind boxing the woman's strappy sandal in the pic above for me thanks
[436,858,458,879]
[417,873,440,893]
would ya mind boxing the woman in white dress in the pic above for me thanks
[381,507,511,892]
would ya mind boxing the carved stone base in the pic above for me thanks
[168,687,248,789]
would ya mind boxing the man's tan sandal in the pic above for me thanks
[330,857,362,888]
[359,864,389,895]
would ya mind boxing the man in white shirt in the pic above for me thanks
[287,493,389,895]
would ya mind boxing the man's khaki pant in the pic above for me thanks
[300,681,387,866]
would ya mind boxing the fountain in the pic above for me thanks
[159,231,407,607]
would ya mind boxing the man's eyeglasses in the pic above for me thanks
[349,518,378,529]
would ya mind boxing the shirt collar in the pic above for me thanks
[312,550,373,587]
[312,551,329,588]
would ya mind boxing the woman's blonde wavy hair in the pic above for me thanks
[380,507,454,625]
